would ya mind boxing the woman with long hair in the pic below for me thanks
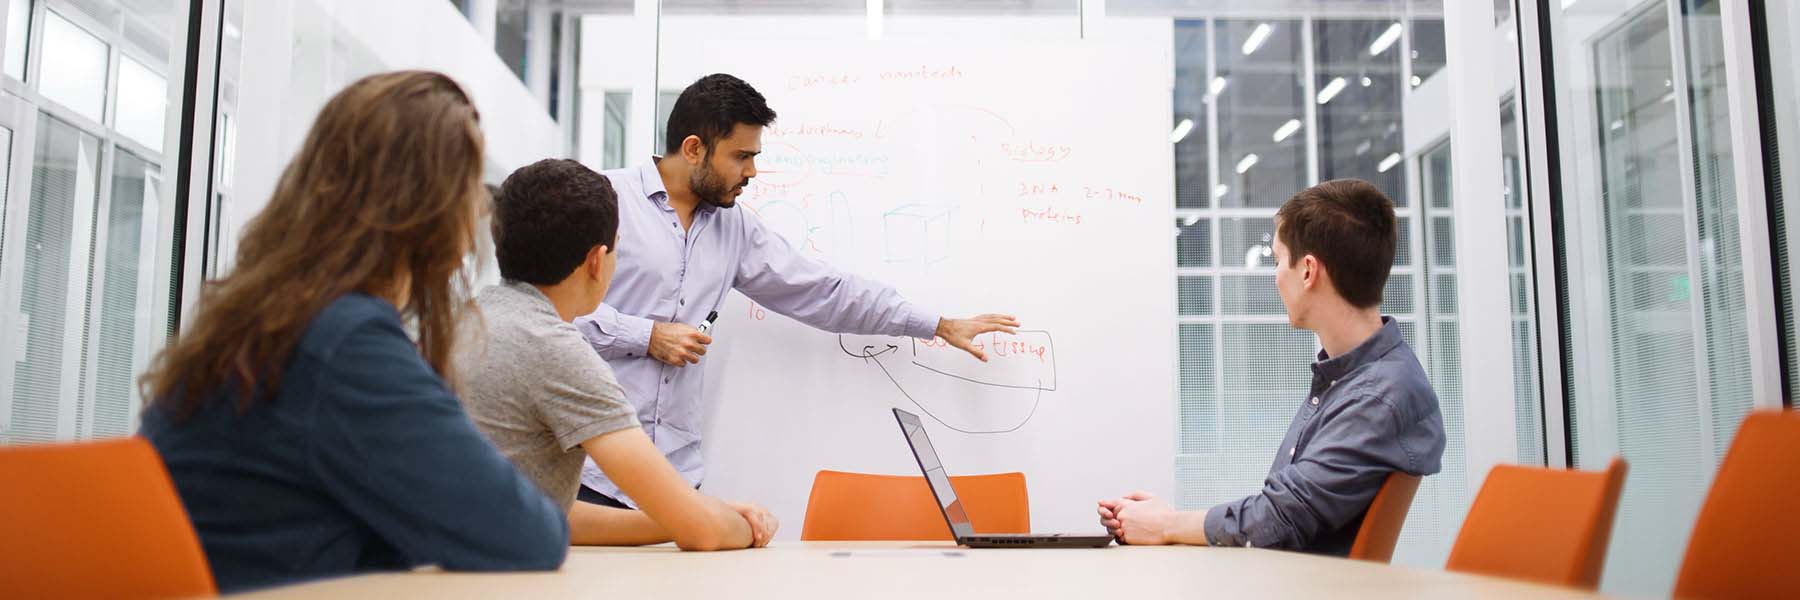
[138,71,566,593]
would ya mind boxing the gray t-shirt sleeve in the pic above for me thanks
[530,331,640,451]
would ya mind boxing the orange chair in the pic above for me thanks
[0,437,215,598]
[1674,410,1800,599]
[800,470,1030,540]
[1347,472,1421,563]
[1444,457,1627,590]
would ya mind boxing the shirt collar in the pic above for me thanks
[1311,316,1403,382]
[639,156,718,216]
[639,157,669,204]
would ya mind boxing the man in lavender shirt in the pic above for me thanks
[574,74,1019,508]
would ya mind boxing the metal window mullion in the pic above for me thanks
[1208,18,1226,462]
[128,166,162,428]
[76,140,119,440]
[1301,15,1319,186]
[0,97,37,441]
[1206,18,1220,215]
[54,129,101,440]
[1663,0,1719,462]
[23,0,44,86]
[172,0,224,332]
[1515,0,1571,469]
[1416,145,1440,379]
[1717,0,1782,410]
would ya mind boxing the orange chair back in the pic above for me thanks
[1446,457,1627,590]
[1347,472,1421,563]
[0,437,215,598]
[801,470,1030,540]
[1674,410,1800,599]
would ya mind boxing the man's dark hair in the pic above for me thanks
[492,158,618,286]
[1275,179,1397,308]
[663,73,777,156]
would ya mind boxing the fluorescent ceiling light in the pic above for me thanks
[1214,184,1229,199]
[1236,153,1260,174]
[1377,153,1402,173]
[1316,77,1347,104]
[1242,23,1273,55]
[1170,119,1195,143]
[1272,119,1301,143]
[1183,214,1202,227]
[1210,76,1229,96]
[1369,23,1403,56]
[1563,0,1580,8]
[1361,76,1373,87]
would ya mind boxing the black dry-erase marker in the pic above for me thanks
[697,311,719,334]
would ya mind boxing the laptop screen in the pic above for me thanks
[893,408,977,538]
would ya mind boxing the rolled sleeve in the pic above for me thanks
[1202,504,1234,547]
[574,304,654,360]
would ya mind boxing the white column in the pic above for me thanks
[1442,1,1517,483]
[526,0,553,104]
[472,0,499,48]
[627,0,658,159]
[1079,0,1104,39]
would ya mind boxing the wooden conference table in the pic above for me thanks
[231,541,1600,599]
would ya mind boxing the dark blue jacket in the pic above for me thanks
[140,293,568,593]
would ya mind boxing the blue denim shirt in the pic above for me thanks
[1202,317,1445,555]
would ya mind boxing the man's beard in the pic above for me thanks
[690,161,746,208]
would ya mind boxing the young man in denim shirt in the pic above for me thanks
[1098,179,1446,555]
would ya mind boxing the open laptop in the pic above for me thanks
[891,408,1114,548]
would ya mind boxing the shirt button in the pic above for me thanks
[664,377,672,384]
[680,298,686,306]
[1311,397,1320,405]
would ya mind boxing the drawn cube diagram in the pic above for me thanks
[883,204,953,264]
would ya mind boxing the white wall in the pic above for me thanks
[223,0,560,276]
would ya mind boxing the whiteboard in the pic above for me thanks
[694,39,1177,539]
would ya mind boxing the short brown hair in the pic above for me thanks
[1274,179,1397,308]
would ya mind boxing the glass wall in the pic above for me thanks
[1130,0,1524,568]
[1544,0,1757,594]
[0,0,188,444]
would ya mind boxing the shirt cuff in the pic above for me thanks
[577,312,655,359]
[620,314,653,356]
[905,310,941,341]
[1202,504,1234,547]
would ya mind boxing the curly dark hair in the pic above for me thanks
[663,73,778,155]
[492,158,619,286]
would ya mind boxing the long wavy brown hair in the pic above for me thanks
[142,70,486,416]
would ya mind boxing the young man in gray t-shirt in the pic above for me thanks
[455,158,777,549]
